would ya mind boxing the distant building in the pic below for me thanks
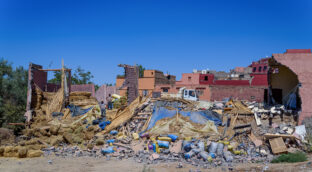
[116,70,176,97]
[154,58,269,102]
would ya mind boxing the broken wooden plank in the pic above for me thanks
[264,133,297,140]
[113,143,132,150]
[8,123,25,126]
[132,116,148,120]
[248,132,262,147]
[233,124,251,130]
[254,113,262,126]
[269,137,287,154]
[141,114,152,132]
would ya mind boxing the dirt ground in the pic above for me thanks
[1,156,312,172]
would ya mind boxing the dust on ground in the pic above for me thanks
[1,156,312,172]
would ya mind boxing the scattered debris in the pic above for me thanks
[0,89,306,169]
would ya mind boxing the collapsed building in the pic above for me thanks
[0,50,311,170]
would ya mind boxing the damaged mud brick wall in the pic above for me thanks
[25,63,72,122]
[271,49,312,124]
[153,70,176,85]
[71,84,96,97]
[118,64,139,104]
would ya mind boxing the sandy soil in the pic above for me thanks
[1,156,312,172]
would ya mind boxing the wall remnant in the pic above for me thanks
[270,49,312,124]
[118,64,139,105]
[95,85,117,104]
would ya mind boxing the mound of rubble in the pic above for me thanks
[0,92,309,168]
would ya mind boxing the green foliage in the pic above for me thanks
[0,58,27,133]
[137,64,145,78]
[271,152,307,163]
[71,66,94,84]
[48,66,94,85]
[113,96,127,109]
[94,84,100,92]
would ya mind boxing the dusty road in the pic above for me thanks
[1,156,312,172]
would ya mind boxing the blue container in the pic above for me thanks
[167,134,178,142]
[152,143,156,152]
[208,152,216,158]
[184,150,195,159]
[106,139,115,144]
[110,130,118,135]
[182,141,192,152]
[157,140,169,148]
[101,146,115,154]
[99,120,111,130]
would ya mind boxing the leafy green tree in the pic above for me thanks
[0,58,27,133]
[137,64,145,78]
[71,66,94,84]
[48,66,94,85]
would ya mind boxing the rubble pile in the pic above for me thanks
[0,93,309,168]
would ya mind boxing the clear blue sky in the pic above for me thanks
[1,0,311,84]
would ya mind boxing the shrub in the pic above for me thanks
[271,152,307,163]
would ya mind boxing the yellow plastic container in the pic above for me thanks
[233,150,241,155]
[223,141,230,145]
[132,133,139,140]
[184,137,192,141]
[207,156,213,162]
[157,137,172,142]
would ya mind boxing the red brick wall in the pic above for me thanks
[32,70,47,91]
[250,74,268,86]
[214,80,250,86]
[199,74,214,85]
[209,85,265,102]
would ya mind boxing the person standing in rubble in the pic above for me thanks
[100,101,106,118]
[106,94,113,110]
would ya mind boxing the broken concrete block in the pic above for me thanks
[0,146,4,156]
[63,132,73,144]
[50,136,63,146]
[131,141,144,154]
[132,133,139,140]
[18,147,28,158]
[50,124,60,135]
[149,153,160,160]
[95,139,104,146]
[4,146,18,157]
[170,140,182,154]
[248,132,262,147]
[27,150,43,158]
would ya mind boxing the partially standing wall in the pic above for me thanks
[271,49,312,125]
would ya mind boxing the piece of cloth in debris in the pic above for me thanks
[285,92,297,110]
[67,104,94,117]
[71,105,101,125]
[146,107,222,131]
[147,113,219,138]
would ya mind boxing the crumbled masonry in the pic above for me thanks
[0,93,307,168]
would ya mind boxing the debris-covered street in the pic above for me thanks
[1,156,312,172]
